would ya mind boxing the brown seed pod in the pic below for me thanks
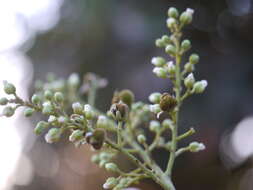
[85,129,105,150]
[110,101,129,121]
[159,93,177,112]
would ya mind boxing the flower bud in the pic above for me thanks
[54,92,64,103]
[42,102,54,115]
[58,116,68,124]
[31,94,41,105]
[24,108,35,117]
[110,102,129,122]
[162,119,173,129]
[159,93,177,112]
[149,104,161,114]
[84,104,95,120]
[193,80,208,94]
[44,90,53,100]
[161,35,171,44]
[181,39,191,52]
[105,162,118,172]
[69,129,84,142]
[184,73,195,88]
[0,97,8,105]
[67,73,80,88]
[149,120,160,132]
[189,142,205,152]
[148,92,161,104]
[166,17,176,28]
[189,53,199,64]
[2,106,15,117]
[45,128,62,143]
[97,115,110,128]
[180,8,194,25]
[165,44,176,56]
[155,38,165,48]
[137,134,146,144]
[184,62,194,73]
[48,115,57,123]
[118,89,135,107]
[151,57,166,67]
[153,67,167,78]
[168,7,179,18]
[167,61,176,74]
[72,102,83,115]
[3,81,16,95]
[34,121,49,135]
[103,177,118,189]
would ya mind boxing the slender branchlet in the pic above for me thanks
[0,7,207,190]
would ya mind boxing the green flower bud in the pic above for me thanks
[34,121,49,135]
[165,44,176,55]
[44,90,53,100]
[180,8,194,25]
[155,38,165,48]
[151,57,166,67]
[181,39,191,52]
[193,80,208,94]
[72,102,83,115]
[2,106,15,117]
[103,177,118,189]
[69,129,84,142]
[162,119,173,129]
[167,61,176,74]
[99,160,108,168]
[166,17,176,28]
[168,7,179,18]
[148,92,161,104]
[149,104,161,114]
[24,108,35,117]
[0,97,8,105]
[189,141,205,152]
[31,94,41,105]
[45,128,62,143]
[67,73,80,88]
[91,154,100,164]
[54,92,64,103]
[84,104,95,120]
[97,115,110,128]
[149,120,160,132]
[159,93,177,112]
[184,73,195,89]
[137,134,146,144]
[153,67,167,78]
[184,62,195,73]
[161,35,171,44]
[3,81,16,95]
[189,53,199,64]
[105,162,118,172]
[118,89,135,107]
[42,102,54,115]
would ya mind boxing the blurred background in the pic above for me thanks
[1,0,253,189]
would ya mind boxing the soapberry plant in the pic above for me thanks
[0,7,207,190]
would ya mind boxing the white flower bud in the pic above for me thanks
[48,115,57,123]
[153,67,167,78]
[149,104,161,114]
[167,61,176,74]
[166,17,176,28]
[184,73,195,88]
[69,129,84,142]
[105,163,118,172]
[193,80,208,94]
[54,92,64,103]
[137,134,146,144]
[189,141,205,152]
[180,8,194,25]
[58,116,68,124]
[67,73,80,88]
[162,119,173,129]
[97,115,110,128]
[168,7,179,18]
[84,104,95,120]
[149,120,160,132]
[45,128,61,143]
[165,44,176,55]
[72,102,83,114]
[151,57,166,67]
[103,177,118,189]
[148,92,161,104]
[184,62,195,73]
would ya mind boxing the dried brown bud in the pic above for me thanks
[110,101,129,121]
[111,91,120,105]
[159,93,177,112]
[85,129,105,150]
